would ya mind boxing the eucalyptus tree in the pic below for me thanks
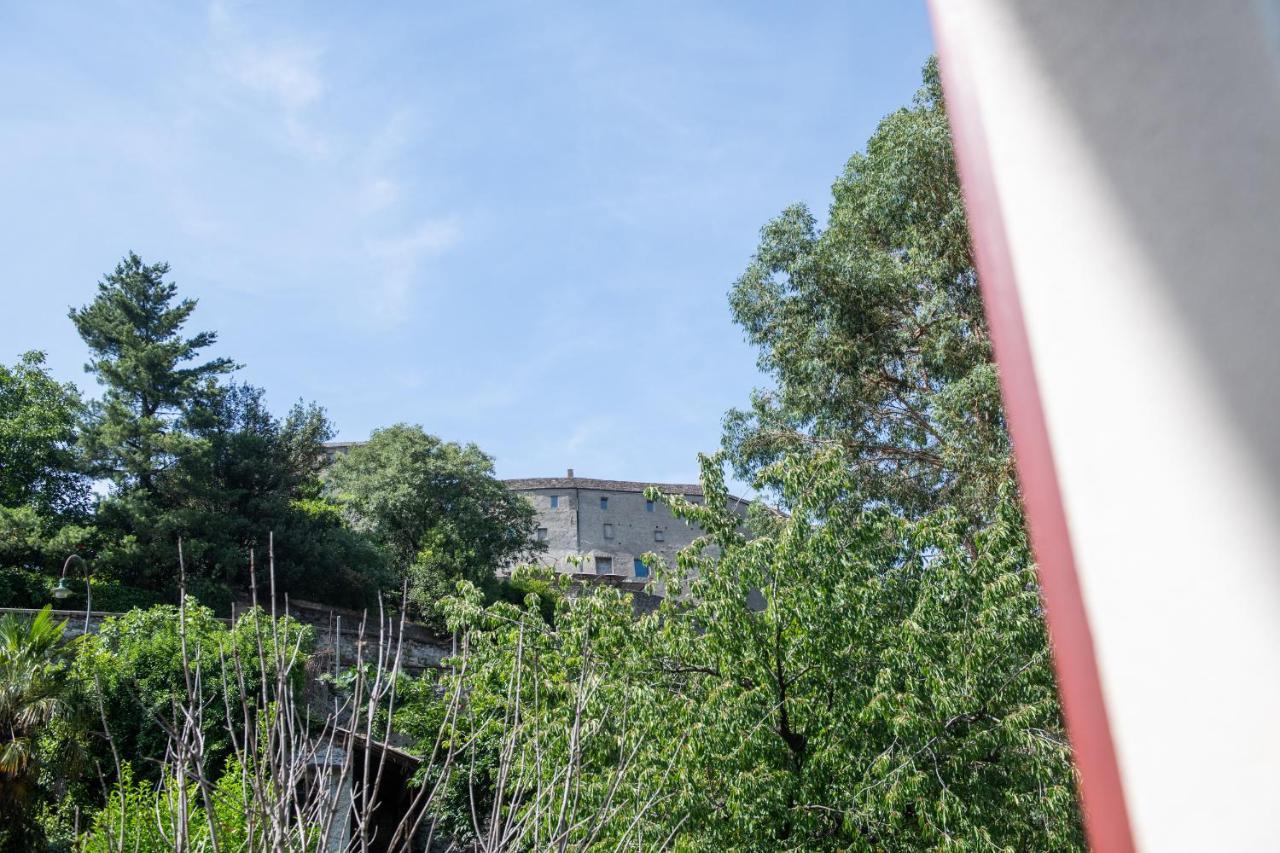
[706,57,1081,847]
[725,59,1008,525]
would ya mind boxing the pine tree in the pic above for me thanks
[69,252,236,494]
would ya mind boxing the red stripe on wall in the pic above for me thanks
[926,5,1136,851]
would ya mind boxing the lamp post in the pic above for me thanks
[53,554,91,634]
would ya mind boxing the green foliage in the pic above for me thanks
[0,563,165,612]
[654,453,1080,849]
[0,607,78,850]
[0,505,94,606]
[0,351,88,519]
[414,452,1083,850]
[141,379,385,605]
[0,564,55,609]
[75,577,170,613]
[0,352,95,601]
[483,571,559,624]
[680,60,1082,843]
[725,58,1008,525]
[324,423,542,622]
[78,761,262,852]
[65,253,380,607]
[413,567,672,848]
[69,252,236,494]
[70,600,312,789]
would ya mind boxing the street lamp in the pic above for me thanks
[53,554,91,633]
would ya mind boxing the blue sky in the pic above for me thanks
[0,1,933,490]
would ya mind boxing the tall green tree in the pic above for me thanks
[172,381,388,604]
[323,424,541,619]
[650,454,1080,849]
[67,255,377,606]
[725,58,1007,525]
[70,252,236,495]
[422,451,1083,850]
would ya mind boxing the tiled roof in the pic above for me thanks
[503,477,704,495]
[503,476,753,508]
[319,443,751,504]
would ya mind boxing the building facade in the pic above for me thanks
[320,444,749,584]
[503,470,750,580]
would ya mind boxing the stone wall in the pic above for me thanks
[0,603,453,675]
[274,598,453,675]
[0,607,124,639]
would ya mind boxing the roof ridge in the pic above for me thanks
[502,476,704,493]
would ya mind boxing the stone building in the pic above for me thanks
[503,469,750,580]
[321,441,361,463]
[320,444,750,583]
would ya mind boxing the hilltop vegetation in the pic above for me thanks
[0,253,539,618]
[0,59,1083,850]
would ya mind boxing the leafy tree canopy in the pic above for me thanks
[0,352,95,595]
[69,601,312,790]
[323,423,541,620]
[423,450,1082,850]
[725,59,1009,525]
[0,351,88,518]
[646,452,1080,849]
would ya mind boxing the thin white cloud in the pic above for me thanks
[364,218,464,320]
[197,3,463,324]
[208,2,329,157]
[560,419,628,478]
[226,43,323,111]
[359,177,400,214]
[369,217,462,260]
[565,415,616,454]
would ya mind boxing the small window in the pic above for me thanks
[600,496,608,510]
[536,527,548,542]
[550,495,559,508]
[646,499,654,513]
[603,523,614,539]
[595,556,613,574]
[633,557,648,578]
[654,529,664,543]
